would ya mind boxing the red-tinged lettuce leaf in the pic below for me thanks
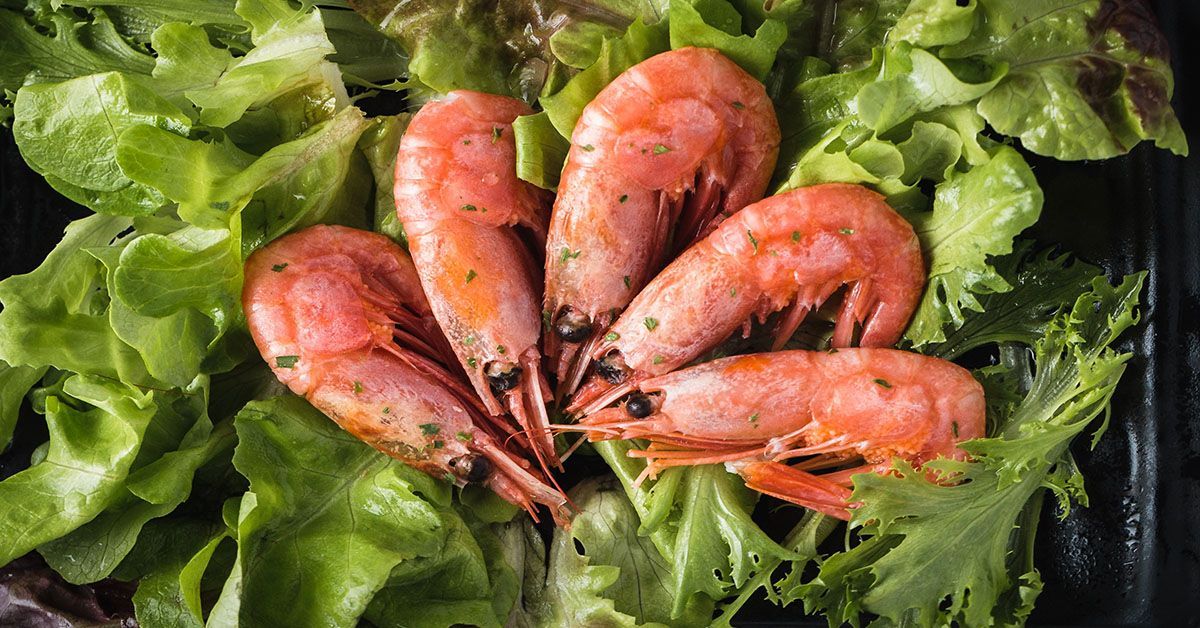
[792,271,1146,627]
[942,0,1188,160]
[0,554,135,627]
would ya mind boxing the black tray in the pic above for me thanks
[1,1,1197,625]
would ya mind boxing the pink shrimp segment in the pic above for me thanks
[394,90,560,469]
[574,349,985,520]
[243,225,570,525]
[544,47,781,399]
[569,183,925,416]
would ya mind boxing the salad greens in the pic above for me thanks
[0,0,1184,626]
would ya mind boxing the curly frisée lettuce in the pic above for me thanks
[0,0,1185,626]
[794,270,1146,627]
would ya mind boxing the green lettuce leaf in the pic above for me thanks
[12,71,189,216]
[669,0,787,81]
[0,5,155,123]
[548,0,670,69]
[942,0,1188,159]
[211,396,448,627]
[794,271,1145,627]
[0,376,158,566]
[0,362,46,447]
[363,510,520,628]
[595,441,794,618]
[542,16,670,139]
[920,243,1101,360]
[357,113,411,243]
[526,477,714,627]
[0,215,158,386]
[121,517,231,628]
[904,146,1044,347]
[890,0,978,49]
[115,105,372,249]
[513,111,571,191]
[185,0,346,128]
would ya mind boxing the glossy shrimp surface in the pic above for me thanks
[571,183,925,415]
[394,90,559,468]
[243,225,570,525]
[545,47,781,397]
[576,349,984,519]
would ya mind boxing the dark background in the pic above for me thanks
[1,1,1197,626]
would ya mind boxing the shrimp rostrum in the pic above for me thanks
[545,47,781,398]
[571,183,926,416]
[243,225,570,525]
[574,349,985,520]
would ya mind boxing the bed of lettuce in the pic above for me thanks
[0,0,1187,626]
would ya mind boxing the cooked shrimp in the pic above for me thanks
[544,47,781,398]
[570,183,925,416]
[573,349,984,520]
[243,225,570,525]
[394,90,559,469]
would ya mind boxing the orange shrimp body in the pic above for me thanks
[394,90,559,468]
[576,349,984,519]
[544,47,780,397]
[570,183,925,415]
[243,225,570,525]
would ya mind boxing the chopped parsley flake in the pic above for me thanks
[791,231,801,242]
[653,354,665,365]
[619,194,629,203]
[353,381,363,394]
[952,421,960,438]
[275,355,299,368]
[840,227,855,235]
[732,101,745,110]
[496,344,507,355]
[271,263,288,272]
[581,144,595,151]
[643,317,659,332]
[491,127,502,143]
[465,269,477,283]
[559,247,582,264]
[419,423,440,436]
[460,204,478,212]
[431,440,445,449]
[874,378,892,389]
[748,412,760,423]
[382,407,390,414]
[462,139,472,145]
[730,287,737,297]
[652,143,671,155]
[604,332,620,342]
[623,275,631,289]
[464,335,476,346]
[456,431,473,442]
[746,229,759,253]
[467,357,478,368]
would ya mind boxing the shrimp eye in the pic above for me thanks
[596,351,628,385]
[486,362,522,393]
[554,308,593,343]
[451,454,492,484]
[624,393,654,419]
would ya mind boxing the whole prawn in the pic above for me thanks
[573,349,985,520]
[394,90,559,469]
[544,47,781,398]
[242,225,571,525]
[570,183,925,416]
